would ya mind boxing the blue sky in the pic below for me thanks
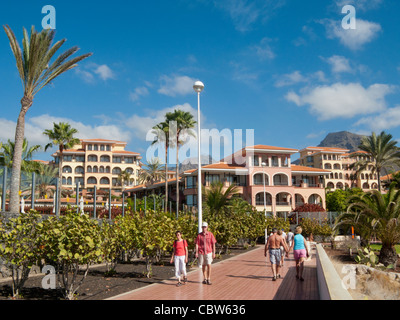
[1,0,400,164]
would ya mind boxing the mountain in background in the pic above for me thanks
[318,131,365,153]
[169,155,216,173]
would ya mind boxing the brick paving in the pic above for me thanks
[108,244,319,300]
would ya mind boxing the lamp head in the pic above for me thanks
[193,81,204,93]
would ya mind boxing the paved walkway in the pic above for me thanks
[109,245,319,300]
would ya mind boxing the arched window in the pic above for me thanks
[112,167,122,175]
[253,173,268,185]
[93,166,98,173]
[100,177,110,185]
[100,155,110,162]
[99,166,105,173]
[88,155,98,162]
[75,166,85,174]
[62,166,72,173]
[87,166,92,173]
[87,177,97,184]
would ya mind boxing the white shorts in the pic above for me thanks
[198,253,213,266]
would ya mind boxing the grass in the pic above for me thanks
[370,244,400,254]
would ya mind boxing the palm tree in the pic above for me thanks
[35,162,58,199]
[138,158,165,186]
[346,183,400,267]
[0,139,41,172]
[117,169,132,187]
[165,110,196,216]
[43,122,80,215]
[351,131,400,192]
[203,181,239,215]
[3,25,91,213]
[151,121,174,212]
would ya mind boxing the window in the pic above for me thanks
[112,167,122,175]
[75,177,84,185]
[253,156,260,167]
[93,166,98,173]
[75,155,85,162]
[88,144,93,151]
[75,166,84,174]
[88,155,98,162]
[113,156,122,163]
[62,177,72,185]
[100,155,110,162]
[87,177,97,184]
[125,157,134,164]
[99,166,105,173]
[94,145,98,151]
[186,195,197,207]
[62,166,72,173]
[63,155,73,162]
[126,168,134,174]
[106,145,111,151]
[100,145,105,151]
[271,156,279,167]
[307,156,313,163]
[87,166,92,173]
[205,173,219,184]
[186,176,197,189]
[100,177,110,185]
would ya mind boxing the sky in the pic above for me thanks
[1,0,400,165]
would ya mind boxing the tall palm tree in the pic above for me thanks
[346,183,400,267]
[3,25,91,213]
[43,122,80,215]
[351,131,400,192]
[151,121,174,212]
[138,158,165,187]
[165,110,196,216]
[203,181,239,215]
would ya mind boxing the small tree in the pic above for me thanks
[0,211,42,298]
[37,211,103,300]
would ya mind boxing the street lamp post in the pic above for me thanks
[193,81,204,234]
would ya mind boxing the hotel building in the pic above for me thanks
[125,144,330,217]
[298,147,379,191]
[52,139,142,194]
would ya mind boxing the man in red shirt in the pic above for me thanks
[195,222,216,285]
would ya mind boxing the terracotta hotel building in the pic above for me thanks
[52,139,142,193]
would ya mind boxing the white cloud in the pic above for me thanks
[275,71,307,87]
[275,70,326,87]
[0,114,130,149]
[286,82,395,121]
[334,0,383,12]
[75,63,116,83]
[323,55,352,73]
[158,75,197,97]
[252,37,275,60]
[93,64,115,81]
[129,86,150,102]
[322,18,382,51]
[212,0,286,32]
[354,106,400,132]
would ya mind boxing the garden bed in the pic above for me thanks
[323,245,400,300]
[0,245,258,300]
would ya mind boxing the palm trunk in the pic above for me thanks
[57,147,64,216]
[165,143,168,213]
[176,136,179,218]
[9,96,32,213]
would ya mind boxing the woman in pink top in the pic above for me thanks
[170,231,188,287]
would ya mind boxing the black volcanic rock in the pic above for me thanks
[318,131,365,153]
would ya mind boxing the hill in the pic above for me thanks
[318,131,365,153]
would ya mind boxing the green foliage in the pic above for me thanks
[37,210,103,300]
[355,247,378,267]
[300,218,333,238]
[265,217,290,234]
[0,211,42,298]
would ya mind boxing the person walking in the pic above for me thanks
[265,228,289,281]
[287,229,294,249]
[278,229,287,267]
[170,231,188,287]
[195,222,216,285]
[289,226,309,281]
